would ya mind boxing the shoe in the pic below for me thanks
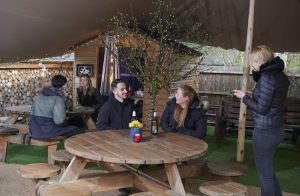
[116,188,131,196]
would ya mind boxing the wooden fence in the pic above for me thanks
[198,70,300,106]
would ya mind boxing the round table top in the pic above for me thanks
[64,130,208,164]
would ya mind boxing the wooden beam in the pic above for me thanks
[78,171,134,192]
[237,0,255,162]
[141,160,205,182]
[56,160,205,194]
[59,156,87,182]
[134,173,170,194]
[164,163,186,195]
[0,63,73,69]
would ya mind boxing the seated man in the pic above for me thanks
[96,78,139,195]
[29,75,83,139]
[96,79,137,130]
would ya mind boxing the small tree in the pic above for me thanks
[108,0,207,120]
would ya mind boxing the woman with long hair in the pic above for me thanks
[233,45,290,196]
[77,74,107,121]
[161,85,207,138]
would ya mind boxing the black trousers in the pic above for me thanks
[252,127,285,196]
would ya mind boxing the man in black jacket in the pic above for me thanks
[96,79,135,130]
[96,78,137,195]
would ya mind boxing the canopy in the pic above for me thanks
[1,0,300,62]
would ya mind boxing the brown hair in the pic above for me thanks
[174,85,197,127]
[78,74,94,96]
[250,45,274,65]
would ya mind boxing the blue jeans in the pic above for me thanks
[253,127,284,196]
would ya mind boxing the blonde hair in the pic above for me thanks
[250,45,274,65]
[78,74,94,96]
[174,85,197,127]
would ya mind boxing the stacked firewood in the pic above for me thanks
[0,69,73,113]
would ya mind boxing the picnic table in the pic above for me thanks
[0,126,19,161]
[4,105,96,129]
[59,130,208,195]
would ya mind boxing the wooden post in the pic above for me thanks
[237,0,256,162]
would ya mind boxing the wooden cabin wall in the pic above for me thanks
[143,88,169,128]
[74,46,100,106]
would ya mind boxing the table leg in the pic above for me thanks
[164,163,186,196]
[0,136,7,162]
[59,156,87,182]
[82,115,96,130]
[6,114,19,124]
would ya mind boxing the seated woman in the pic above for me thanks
[160,85,207,138]
[77,74,107,122]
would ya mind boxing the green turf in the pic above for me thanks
[6,127,300,194]
[201,126,300,194]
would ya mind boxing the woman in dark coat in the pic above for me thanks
[233,45,290,196]
[161,85,207,138]
[77,74,107,122]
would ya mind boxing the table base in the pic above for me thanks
[58,156,206,195]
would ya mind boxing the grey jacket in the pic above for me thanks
[29,86,67,139]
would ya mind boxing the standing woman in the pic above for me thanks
[77,74,107,122]
[161,85,207,138]
[233,45,290,196]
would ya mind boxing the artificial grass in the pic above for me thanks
[6,126,300,194]
[201,126,300,194]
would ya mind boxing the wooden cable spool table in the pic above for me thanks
[59,130,208,195]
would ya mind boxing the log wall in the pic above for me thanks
[0,63,73,114]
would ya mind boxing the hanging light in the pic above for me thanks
[110,54,114,63]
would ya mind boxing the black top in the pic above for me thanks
[243,57,290,129]
[77,87,107,110]
[160,97,207,138]
[96,94,136,130]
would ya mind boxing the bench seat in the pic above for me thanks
[215,97,300,143]
[199,181,247,196]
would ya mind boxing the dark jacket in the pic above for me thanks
[243,57,290,129]
[29,86,67,139]
[96,94,135,130]
[77,87,107,110]
[160,97,207,138]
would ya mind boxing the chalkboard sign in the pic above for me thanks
[76,64,94,77]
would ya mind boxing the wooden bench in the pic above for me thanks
[51,149,99,169]
[205,161,247,181]
[0,126,19,161]
[215,97,300,142]
[5,127,63,164]
[51,149,73,165]
[38,183,92,196]
[199,181,247,196]
[19,163,61,181]
[19,162,61,195]
[130,190,190,196]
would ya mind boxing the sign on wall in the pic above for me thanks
[76,64,94,77]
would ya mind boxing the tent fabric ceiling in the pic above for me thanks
[0,0,300,63]
[186,0,300,53]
